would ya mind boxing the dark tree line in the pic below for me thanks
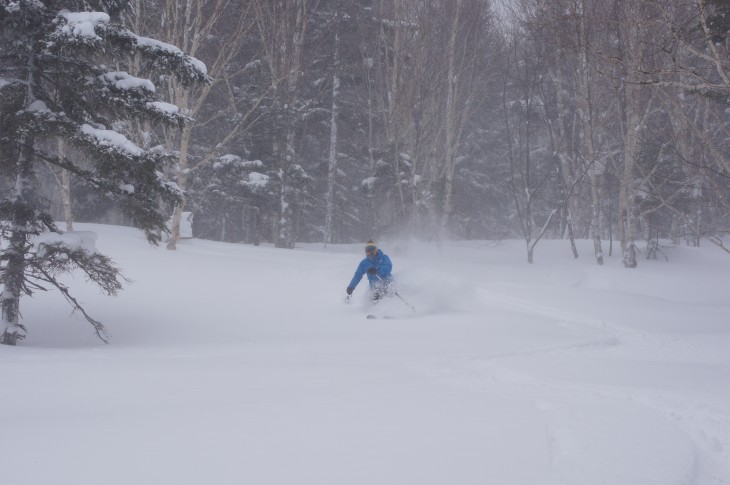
[122,0,730,260]
[9,0,730,255]
[24,1,730,262]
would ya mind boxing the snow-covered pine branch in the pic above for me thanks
[86,70,190,127]
[106,28,211,85]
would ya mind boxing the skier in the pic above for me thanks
[346,240,393,302]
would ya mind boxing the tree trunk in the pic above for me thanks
[616,0,644,269]
[618,106,640,269]
[566,213,579,259]
[167,122,192,250]
[440,0,462,235]
[577,0,603,265]
[364,50,378,232]
[546,63,581,260]
[379,4,406,222]
[58,140,74,232]
[324,33,340,247]
[1,136,34,345]
[275,120,298,249]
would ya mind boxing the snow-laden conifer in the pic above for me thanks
[0,0,210,345]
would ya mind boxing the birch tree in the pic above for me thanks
[369,0,421,229]
[614,0,659,268]
[501,9,558,263]
[436,0,496,236]
[642,0,730,104]
[131,0,257,250]
[323,27,340,246]
[576,0,607,264]
[533,0,610,264]
[363,0,499,238]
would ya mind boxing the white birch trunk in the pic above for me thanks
[58,139,74,232]
[616,0,645,268]
[324,33,340,247]
[379,0,406,217]
[546,61,580,259]
[166,118,191,250]
[577,0,603,265]
[618,92,641,268]
[440,0,462,235]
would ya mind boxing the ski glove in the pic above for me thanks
[346,287,354,295]
[367,268,377,275]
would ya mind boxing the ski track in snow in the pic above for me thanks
[407,287,730,485]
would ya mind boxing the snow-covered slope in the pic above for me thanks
[2,224,728,485]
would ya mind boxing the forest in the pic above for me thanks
[2,0,730,265]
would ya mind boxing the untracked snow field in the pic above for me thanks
[1,224,729,485]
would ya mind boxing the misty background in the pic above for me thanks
[27,0,730,266]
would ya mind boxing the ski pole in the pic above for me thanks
[375,274,416,312]
[394,291,416,312]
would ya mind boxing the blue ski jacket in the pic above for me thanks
[348,249,393,290]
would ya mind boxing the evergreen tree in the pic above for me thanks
[0,0,209,345]
[311,0,378,245]
[187,154,271,244]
